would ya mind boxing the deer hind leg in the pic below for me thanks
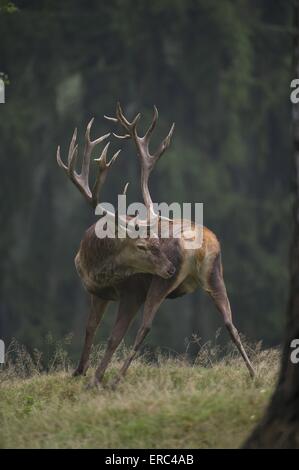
[207,253,255,378]
[111,275,179,388]
[91,293,143,387]
[73,295,109,377]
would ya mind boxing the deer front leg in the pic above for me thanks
[207,253,255,378]
[73,296,109,377]
[110,276,178,388]
[90,292,143,388]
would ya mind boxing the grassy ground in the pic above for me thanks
[0,340,279,449]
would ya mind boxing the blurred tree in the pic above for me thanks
[244,1,299,448]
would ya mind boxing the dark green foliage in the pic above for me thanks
[0,0,292,358]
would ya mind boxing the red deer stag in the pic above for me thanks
[57,104,255,388]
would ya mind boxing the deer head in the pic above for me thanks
[118,236,176,279]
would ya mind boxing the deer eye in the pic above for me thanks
[137,244,147,251]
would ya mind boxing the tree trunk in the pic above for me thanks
[244,3,299,449]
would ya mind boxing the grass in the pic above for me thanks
[0,337,279,449]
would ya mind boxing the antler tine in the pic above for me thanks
[106,102,175,216]
[116,102,131,130]
[122,182,129,195]
[69,143,79,178]
[143,105,159,141]
[112,132,131,140]
[153,122,175,161]
[139,108,175,164]
[109,149,122,166]
[94,141,110,167]
[68,128,78,166]
[58,128,81,187]
[57,145,67,172]
[81,118,110,181]
[92,143,121,208]
[116,102,141,135]
[107,103,140,140]
[57,118,117,208]
[104,114,118,123]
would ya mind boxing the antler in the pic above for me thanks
[57,118,121,209]
[105,103,175,216]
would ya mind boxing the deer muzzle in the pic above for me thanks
[159,262,176,279]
